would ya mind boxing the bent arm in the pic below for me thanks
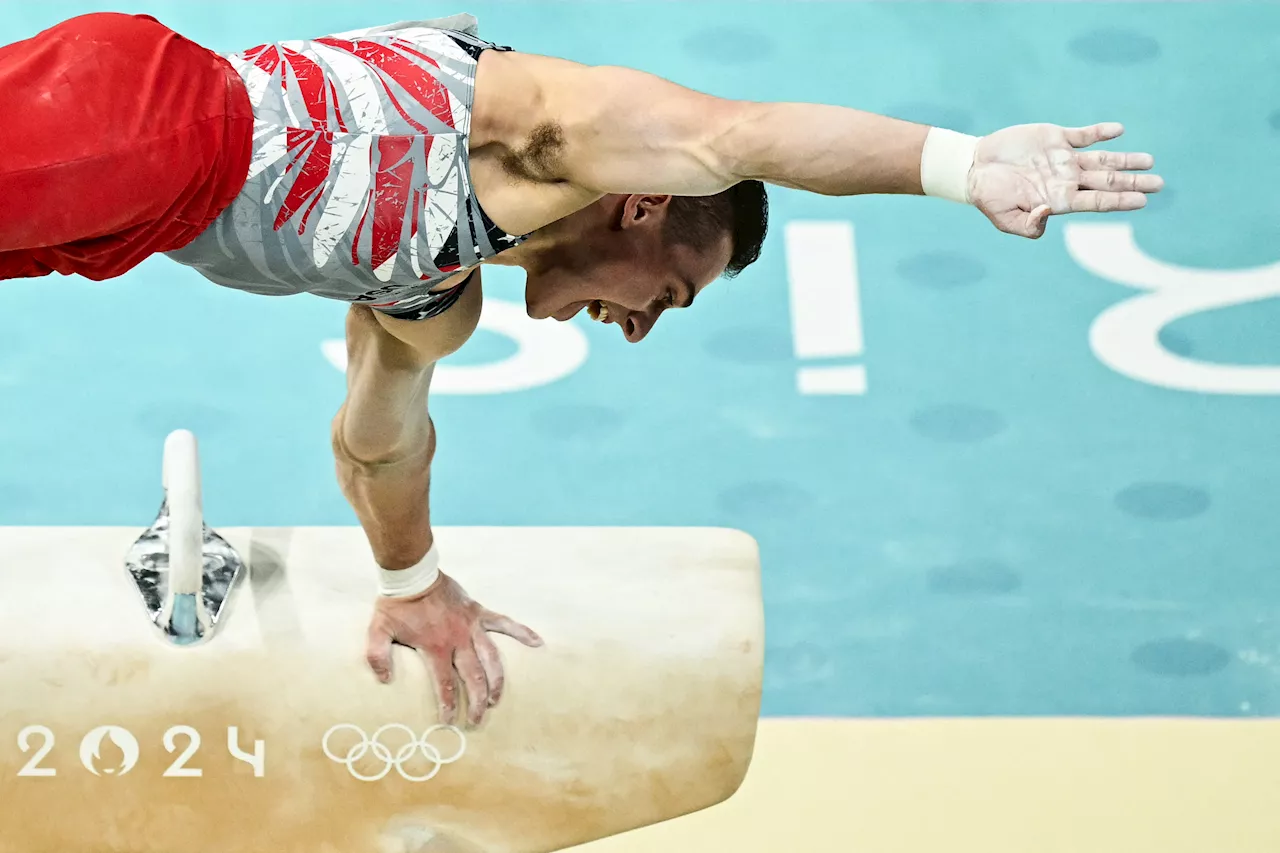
[519,55,931,198]
[332,305,438,570]
[333,276,483,573]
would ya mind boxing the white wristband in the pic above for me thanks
[920,127,979,204]
[378,544,442,598]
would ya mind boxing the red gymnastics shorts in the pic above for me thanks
[0,12,253,281]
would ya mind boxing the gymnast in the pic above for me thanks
[0,12,1161,727]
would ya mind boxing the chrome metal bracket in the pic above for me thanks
[123,431,245,646]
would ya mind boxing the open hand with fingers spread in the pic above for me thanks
[366,572,544,727]
[967,122,1163,239]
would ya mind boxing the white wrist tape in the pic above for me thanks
[920,127,979,204]
[378,544,441,598]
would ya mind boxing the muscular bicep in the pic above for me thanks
[509,55,752,196]
[337,305,437,466]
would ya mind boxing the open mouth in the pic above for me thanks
[587,300,610,323]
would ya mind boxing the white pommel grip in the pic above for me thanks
[162,429,203,597]
[379,544,442,598]
[920,127,979,205]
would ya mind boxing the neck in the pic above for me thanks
[482,227,560,273]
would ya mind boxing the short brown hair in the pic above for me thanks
[664,181,769,278]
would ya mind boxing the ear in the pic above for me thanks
[619,194,672,230]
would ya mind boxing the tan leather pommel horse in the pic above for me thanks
[0,431,764,853]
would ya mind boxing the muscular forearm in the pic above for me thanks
[333,409,435,570]
[334,412,436,568]
[721,103,931,197]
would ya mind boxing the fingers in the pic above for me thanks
[1070,191,1149,213]
[474,633,506,707]
[434,634,509,729]
[453,647,490,727]
[365,627,395,684]
[1078,170,1164,194]
[1064,122,1124,148]
[1076,150,1154,172]
[1024,205,1051,239]
[991,205,1049,240]
[481,610,544,648]
[416,641,498,728]
[423,647,461,726]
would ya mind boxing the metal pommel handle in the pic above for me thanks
[162,430,203,598]
[124,430,246,647]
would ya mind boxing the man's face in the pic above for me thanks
[523,196,732,343]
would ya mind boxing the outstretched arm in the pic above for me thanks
[521,57,930,197]
[501,54,1161,237]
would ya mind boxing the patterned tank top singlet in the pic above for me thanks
[166,20,525,321]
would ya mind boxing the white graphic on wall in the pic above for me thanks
[316,221,1280,399]
[785,221,867,395]
[1067,222,1280,395]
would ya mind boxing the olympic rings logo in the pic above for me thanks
[321,724,466,782]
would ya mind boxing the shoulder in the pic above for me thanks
[470,51,600,165]
[466,51,610,230]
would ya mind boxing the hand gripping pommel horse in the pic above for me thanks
[0,431,764,853]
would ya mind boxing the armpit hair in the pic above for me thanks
[499,121,567,183]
